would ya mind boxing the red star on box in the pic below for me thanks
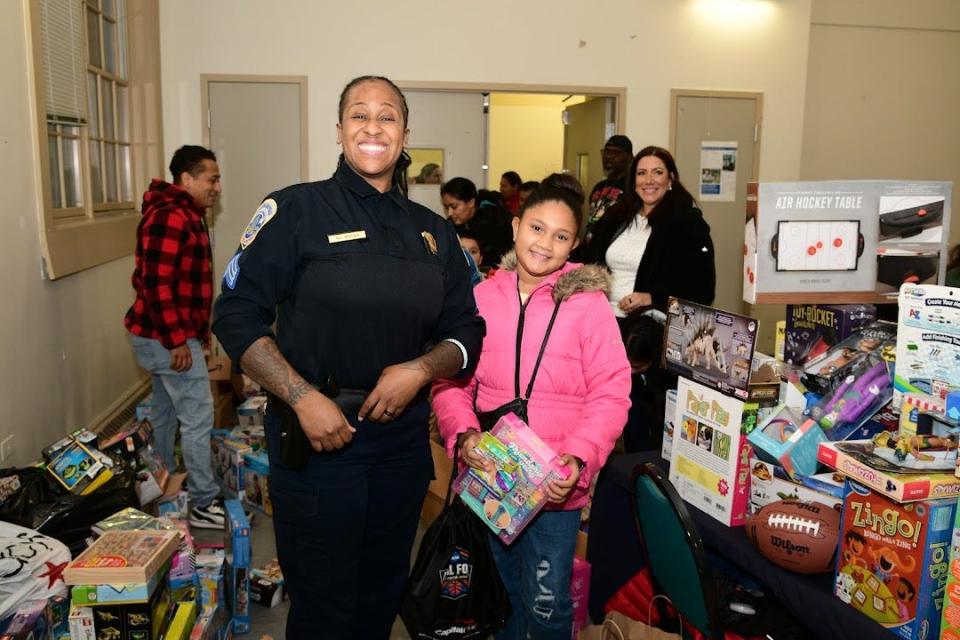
[38,560,67,588]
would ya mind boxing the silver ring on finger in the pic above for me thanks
[384,409,395,417]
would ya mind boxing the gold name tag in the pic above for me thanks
[328,230,367,244]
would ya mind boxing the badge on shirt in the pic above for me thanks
[421,231,438,256]
[327,230,367,244]
[240,198,278,249]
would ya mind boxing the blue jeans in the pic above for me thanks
[129,334,218,508]
[490,509,581,640]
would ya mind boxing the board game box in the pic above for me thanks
[64,530,179,585]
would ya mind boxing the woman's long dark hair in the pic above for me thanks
[336,75,412,196]
[602,146,696,233]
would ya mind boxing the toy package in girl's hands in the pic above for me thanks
[453,412,569,544]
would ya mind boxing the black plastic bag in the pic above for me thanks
[0,465,138,556]
[401,458,511,640]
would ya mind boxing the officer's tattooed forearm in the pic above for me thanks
[413,341,463,381]
[239,336,313,406]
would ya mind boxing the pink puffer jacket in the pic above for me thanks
[432,253,632,509]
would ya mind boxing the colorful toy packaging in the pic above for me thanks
[834,480,954,639]
[210,431,250,500]
[747,404,827,478]
[452,412,568,544]
[570,558,591,637]
[224,499,251,634]
[0,600,47,640]
[242,450,271,515]
[747,456,842,514]
[801,321,897,395]
[895,284,960,407]
[938,496,960,640]
[784,304,876,366]
[661,388,677,463]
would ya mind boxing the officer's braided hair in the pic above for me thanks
[337,75,412,196]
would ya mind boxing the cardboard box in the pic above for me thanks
[669,377,753,526]
[742,180,952,305]
[87,580,173,640]
[236,396,266,428]
[747,457,842,514]
[818,440,960,503]
[67,606,95,640]
[835,480,954,639]
[895,284,960,407]
[748,405,828,479]
[784,304,876,366]
[249,574,283,608]
[937,496,960,640]
[211,431,249,500]
[242,450,271,516]
[45,596,69,640]
[0,600,47,640]
[224,499,251,634]
[661,388,677,463]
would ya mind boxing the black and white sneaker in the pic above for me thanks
[189,498,226,529]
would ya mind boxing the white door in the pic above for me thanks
[204,77,306,299]
[204,77,306,354]
[671,92,772,350]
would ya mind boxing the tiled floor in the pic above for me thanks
[194,512,418,639]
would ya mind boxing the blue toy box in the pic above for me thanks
[224,499,251,635]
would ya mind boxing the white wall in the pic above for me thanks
[159,0,812,189]
[0,1,143,466]
[801,0,960,247]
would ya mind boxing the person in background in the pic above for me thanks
[459,229,486,286]
[586,135,633,239]
[433,175,631,640]
[500,170,523,215]
[124,145,225,530]
[212,75,485,639]
[588,145,714,451]
[414,162,442,184]
[442,176,514,270]
[519,180,540,208]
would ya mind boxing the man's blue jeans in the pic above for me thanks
[490,509,581,640]
[129,334,218,508]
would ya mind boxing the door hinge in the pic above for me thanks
[207,110,212,130]
[753,123,759,143]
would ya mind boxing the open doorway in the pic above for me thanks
[399,81,625,217]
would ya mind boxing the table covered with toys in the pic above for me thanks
[590,283,960,640]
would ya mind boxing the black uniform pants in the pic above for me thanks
[265,400,433,639]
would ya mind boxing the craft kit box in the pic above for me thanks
[895,284,960,407]
[834,480,954,640]
[669,377,753,526]
[784,304,876,365]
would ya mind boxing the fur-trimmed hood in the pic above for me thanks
[497,250,611,302]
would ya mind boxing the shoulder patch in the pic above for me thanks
[223,253,241,290]
[240,198,278,249]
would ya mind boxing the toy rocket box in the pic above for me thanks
[452,412,568,544]
[784,304,876,365]
[834,480,954,640]
[669,376,753,526]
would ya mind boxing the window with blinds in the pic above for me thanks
[40,0,131,217]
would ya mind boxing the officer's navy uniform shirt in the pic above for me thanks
[212,162,485,390]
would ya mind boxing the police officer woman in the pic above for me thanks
[212,75,484,639]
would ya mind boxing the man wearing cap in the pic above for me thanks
[588,135,634,231]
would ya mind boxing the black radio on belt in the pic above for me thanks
[270,374,340,472]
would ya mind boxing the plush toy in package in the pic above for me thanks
[453,413,568,544]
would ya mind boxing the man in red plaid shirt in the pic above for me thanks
[125,145,225,529]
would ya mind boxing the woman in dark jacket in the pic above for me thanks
[588,145,715,314]
[588,145,715,451]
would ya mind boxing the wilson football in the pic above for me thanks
[744,499,840,574]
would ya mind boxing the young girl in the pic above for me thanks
[432,177,632,639]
